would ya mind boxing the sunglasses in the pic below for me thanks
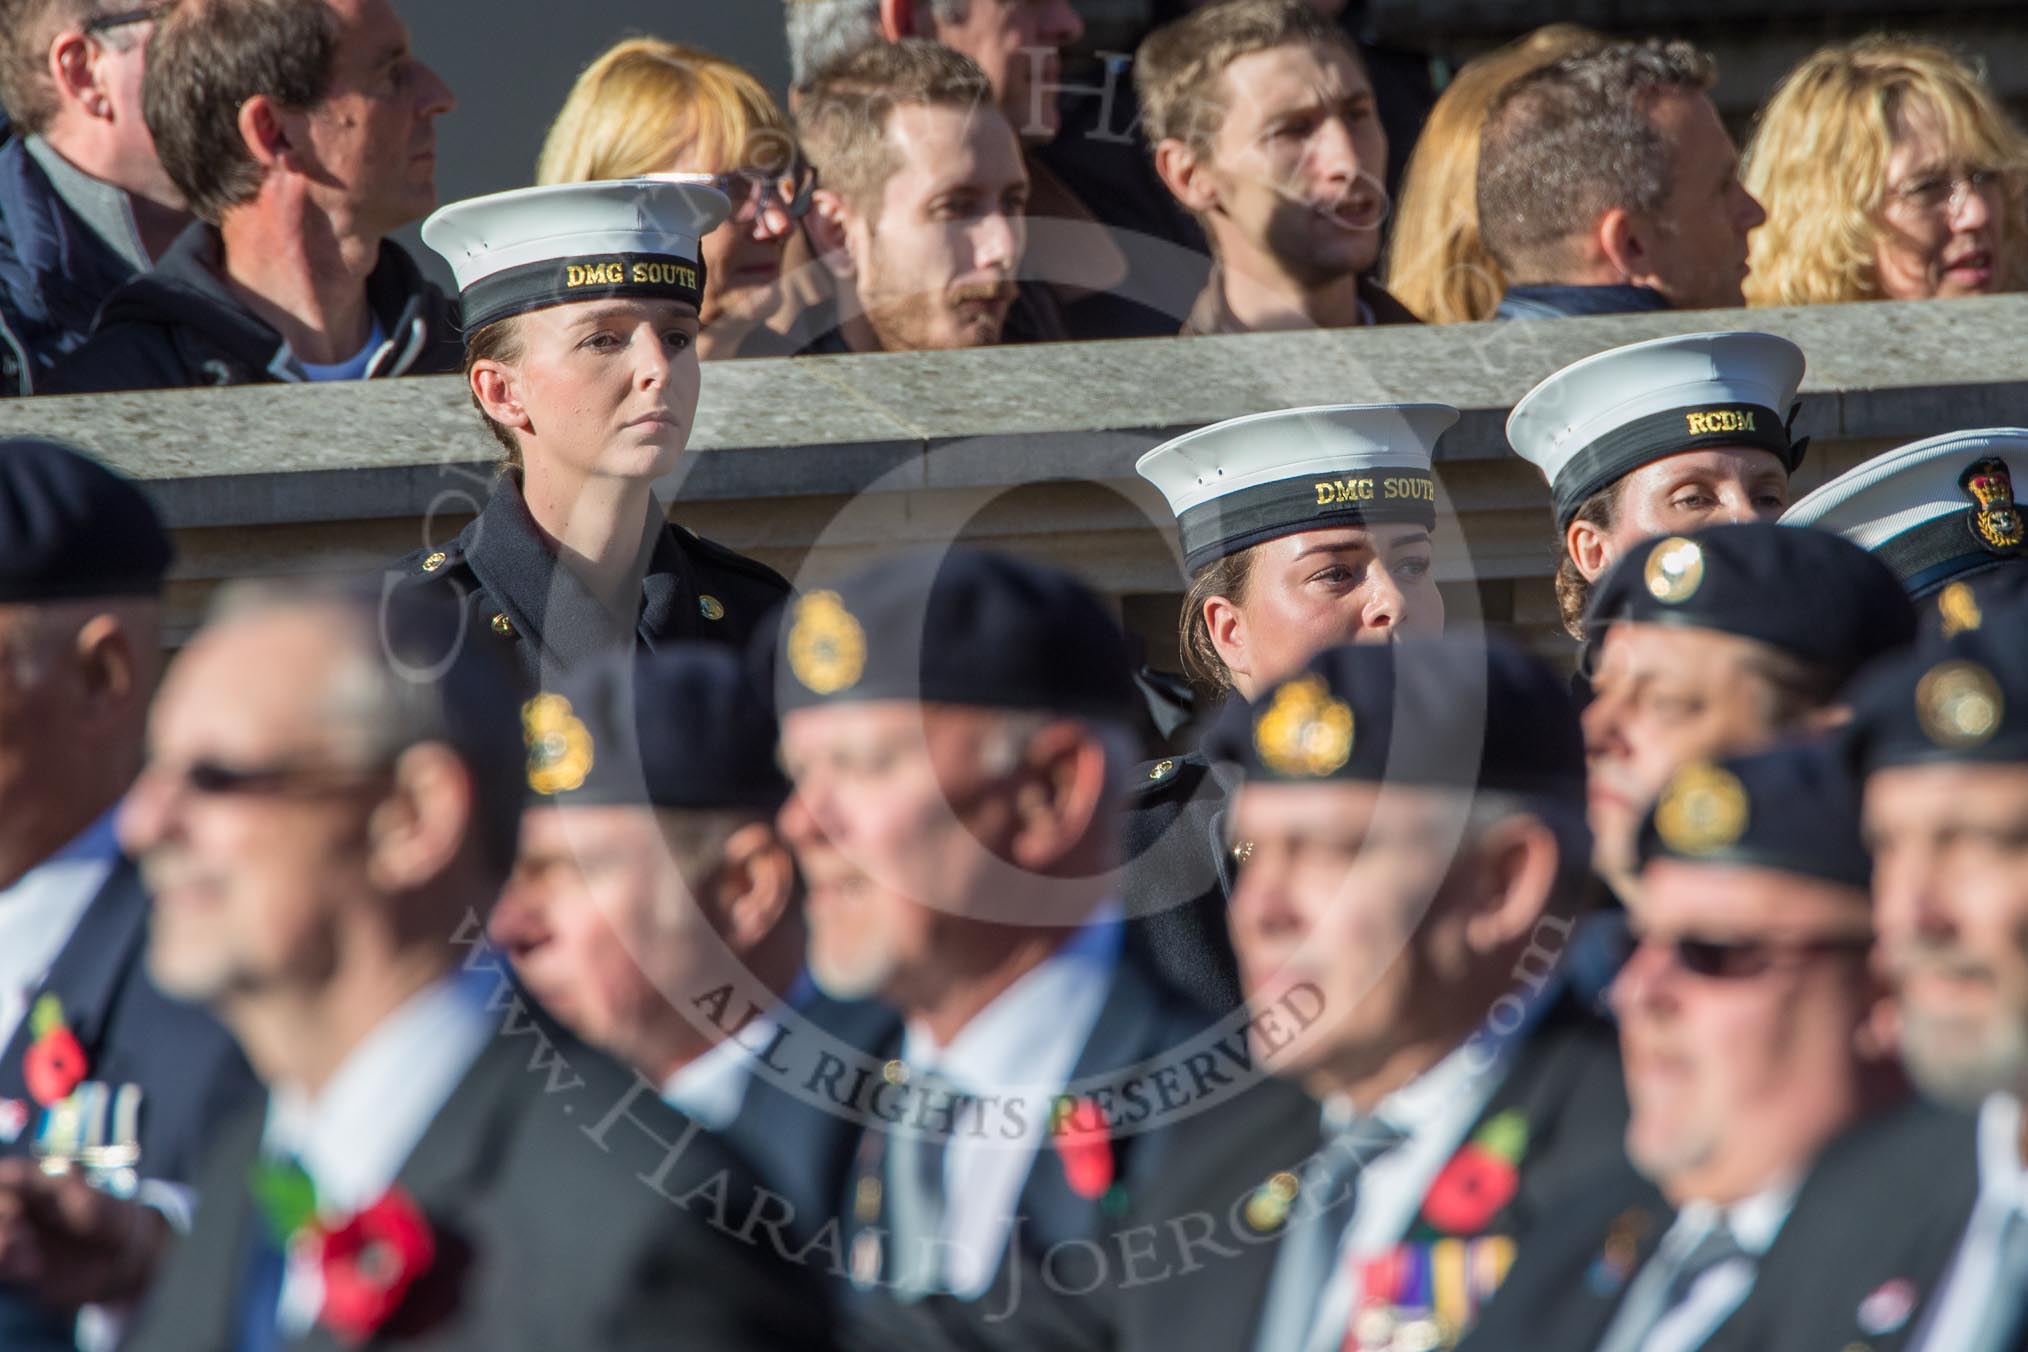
[84,2,170,34]
[156,756,390,799]
[710,165,817,223]
[1618,924,1874,980]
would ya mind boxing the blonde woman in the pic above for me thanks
[538,39,810,357]
[1382,23,1601,324]
[1744,36,2028,305]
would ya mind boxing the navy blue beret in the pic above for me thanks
[1638,739,1869,890]
[0,438,170,602]
[1204,635,1586,806]
[1846,608,2028,775]
[765,547,1136,724]
[524,643,788,811]
[1583,522,1915,678]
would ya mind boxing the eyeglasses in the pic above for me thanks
[84,2,171,34]
[710,164,817,223]
[1618,925,1874,980]
[152,756,390,799]
[1888,167,2010,214]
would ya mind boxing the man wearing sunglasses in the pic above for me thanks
[112,580,838,1351]
[0,0,187,395]
[1460,740,1967,1352]
[0,439,253,1351]
[46,0,463,394]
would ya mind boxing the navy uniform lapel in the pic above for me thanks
[1006,949,1161,1257]
[0,859,148,1149]
[284,1024,529,1352]
[123,1096,269,1352]
[634,517,699,651]
[458,479,637,678]
[1465,994,1629,1239]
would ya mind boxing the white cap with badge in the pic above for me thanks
[1507,331,1808,528]
[1137,404,1459,574]
[1782,428,2028,597]
[422,175,730,332]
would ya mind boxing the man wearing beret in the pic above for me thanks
[116,579,837,1351]
[1462,741,1966,1352]
[1508,332,1806,639]
[1582,521,1916,909]
[1843,608,2028,1349]
[0,439,255,1350]
[767,547,1207,1345]
[1114,636,1627,1352]
[488,642,895,1235]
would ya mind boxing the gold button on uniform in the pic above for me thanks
[882,1059,909,1086]
[421,551,447,573]
[698,594,725,622]
[1148,759,1176,781]
[490,613,516,638]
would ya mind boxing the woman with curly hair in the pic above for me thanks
[1743,36,2028,306]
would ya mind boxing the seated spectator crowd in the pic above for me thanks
[3,2,2028,1352]
[2,0,2022,394]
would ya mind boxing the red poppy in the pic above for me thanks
[23,1026,87,1108]
[1051,1098,1115,1200]
[1421,1143,1519,1236]
[318,1188,436,1343]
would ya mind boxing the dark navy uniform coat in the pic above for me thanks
[393,473,790,696]
[1120,751,1244,1015]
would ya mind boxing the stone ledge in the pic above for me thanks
[1,294,2022,530]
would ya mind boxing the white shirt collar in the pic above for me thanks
[1672,1174,1802,1259]
[261,967,497,1218]
[659,970,816,1128]
[901,903,1123,1096]
[1319,970,1556,1137]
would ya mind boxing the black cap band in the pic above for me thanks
[1553,403,1795,528]
[460,252,707,331]
[1177,468,1438,573]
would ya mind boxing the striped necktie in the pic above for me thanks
[1594,1217,1746,1352]
[1251,1116,1410,1352]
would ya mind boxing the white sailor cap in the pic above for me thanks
[1136,403,1458,574]
[1782,429,2028,598]
[421,176,730,331]
[1507,331,1808,529]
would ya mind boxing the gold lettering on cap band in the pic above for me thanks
[1684,410,1758,437]
[630,261,699,288]
[566,261,627,287]
[1313,477,1378,507]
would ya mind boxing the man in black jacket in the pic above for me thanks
[48,0,460,393]
[113,578,838,1351]
[0,440,256,1350]
[1459,742,1957,1352]
[1113,636,1627,1352]
[0,0,189,396]
[767,549,1212,1349]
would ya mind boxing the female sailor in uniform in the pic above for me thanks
[1125,403,1458,1010]
[394,176,790,693]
